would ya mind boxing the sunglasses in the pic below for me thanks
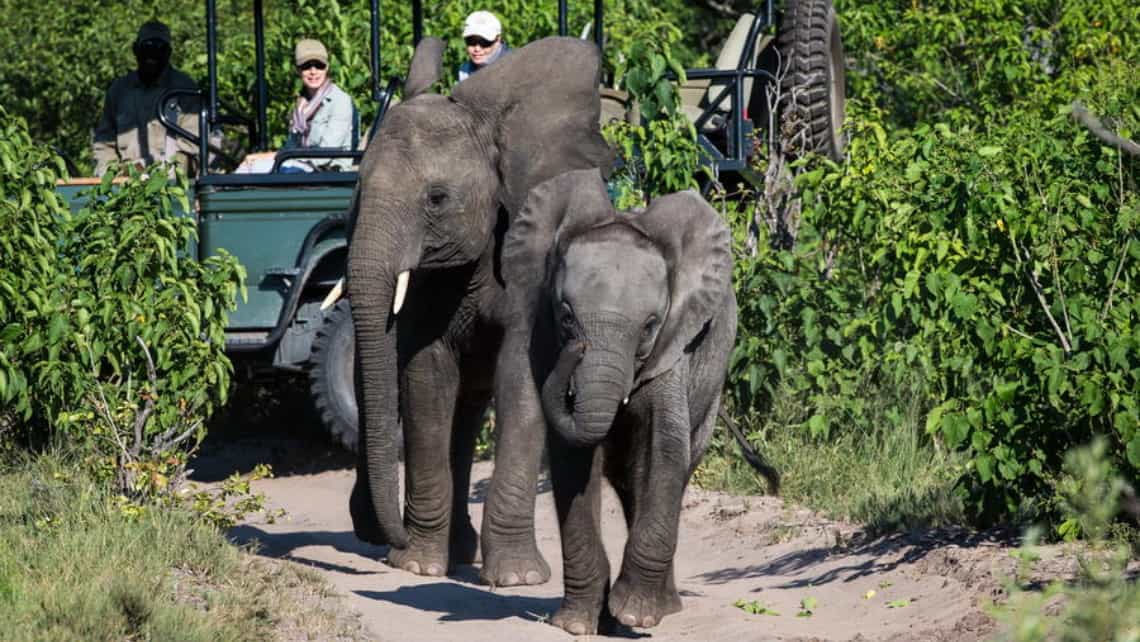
[135,39,170,53]
[464,36,497,48]
[297,60,327,71]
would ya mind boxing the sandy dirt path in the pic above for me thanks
[197,433,1011,642]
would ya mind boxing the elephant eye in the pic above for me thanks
[559,302,576,338]
[425,186,449,208]
[641,315,659,339]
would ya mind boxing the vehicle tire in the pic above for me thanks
[309,299,359,452]
[775,0,847,161]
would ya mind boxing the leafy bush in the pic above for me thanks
[994,441,1140,641]
[729,19,1139,524]
[0,110,244,498]
[602,19,704,207]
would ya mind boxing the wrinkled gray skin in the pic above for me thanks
[346,38,612,585]
[503,170,737,633]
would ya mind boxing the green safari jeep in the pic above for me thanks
[55,0,400,452]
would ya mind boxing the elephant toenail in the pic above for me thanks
[568,622,586,635]
[524,570,542,584]
[619,613,637,627]
[426,563,444,576]
[642,616,656,627]
[403,561,421,574]
[502,572,520,585]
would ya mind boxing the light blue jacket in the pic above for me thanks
[284,83,356,171]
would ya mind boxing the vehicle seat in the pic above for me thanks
[679,13,762,131]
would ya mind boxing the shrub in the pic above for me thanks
[602,17,704,207]
[729,58,1138,524]
[0,110,244,498]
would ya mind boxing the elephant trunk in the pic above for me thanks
[541,341,630,448]
[347,214,420,550]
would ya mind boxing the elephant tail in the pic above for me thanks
[719,408,781,495]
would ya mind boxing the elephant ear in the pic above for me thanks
[452,37,615,215]
[634,191,733,386]
[502,169,614,310]
[404,37,445,99]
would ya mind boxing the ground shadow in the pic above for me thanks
[230,524,494,587]
[190,372,356,481]
[357,583,561,624]
[229,524,384,574]
[697,527,1016,590]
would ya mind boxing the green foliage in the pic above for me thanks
[728,0,1140,525]
[187,464,284,530]
[0,111,243,499]
[603,23,703,206]
[0,0,712,172]
[0,454,336,641]
[836,0,1140,127]
[697,374,966,531]
[734,598,780,616]
[995,448,1140,642]
[1053,438,1126,542]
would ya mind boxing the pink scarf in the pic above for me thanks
[290,81,335,146]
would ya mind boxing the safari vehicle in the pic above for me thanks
[54,0,399,451]
[55,0,845,454]
[593,0,847,190]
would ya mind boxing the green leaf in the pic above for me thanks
[978,146,1003,157]
[734,599,779,616]
[886,599,911,609]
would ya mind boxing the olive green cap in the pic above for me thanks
[294,39,329,66]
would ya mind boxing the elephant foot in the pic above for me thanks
[449,518,480,565]
[607,574,682,629]
[550,605,599,636]
[479,544,551,587]
[386,539,449,577]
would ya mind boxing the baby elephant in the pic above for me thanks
[503,169,737,634]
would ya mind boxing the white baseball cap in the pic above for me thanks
[463,11,502,41]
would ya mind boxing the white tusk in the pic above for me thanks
[622,396,630,406]
[392,270,411,315]
[319,277,345,311]
[568,376,576,398]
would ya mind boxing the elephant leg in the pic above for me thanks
[448,383,491,566]
[550,439,612,636]
[387,340,460,576]
[608,373,692,628]
[480,329,549,586]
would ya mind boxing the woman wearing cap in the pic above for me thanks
[458,11,511,82]
[283,38,356,172]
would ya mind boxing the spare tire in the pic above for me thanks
[309,299,358,452]
[775,0,847,160]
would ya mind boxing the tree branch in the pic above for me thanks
[1071,101,1140,157]
[1008,235,1072,354]
[1100,236,1132,322]
[131,336,157,456]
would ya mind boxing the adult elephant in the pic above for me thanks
[502,169,737,633]
[346,37,612,586]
